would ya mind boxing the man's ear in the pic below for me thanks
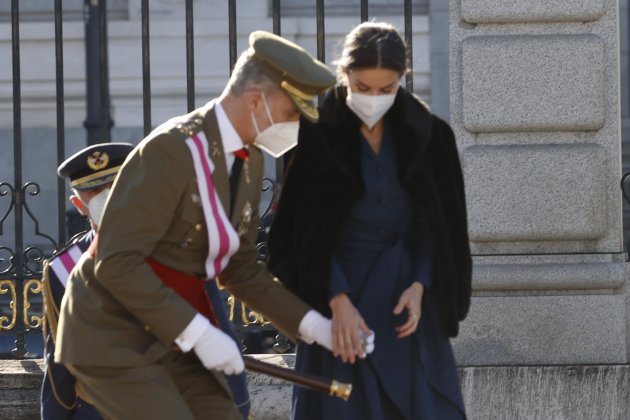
[244,89,263,112]
[69,195,88,217]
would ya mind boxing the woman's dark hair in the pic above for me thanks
[336,22,409,76]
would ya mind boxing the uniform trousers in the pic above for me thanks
[67,350,241,420]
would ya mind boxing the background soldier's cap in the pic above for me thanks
[249,30,336,122]
[57,142,134,191]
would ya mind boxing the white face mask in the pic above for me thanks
[346,90,397,129]
[84,188,110,227]
[251,94,300,158]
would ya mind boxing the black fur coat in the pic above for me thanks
[267,86,472,337]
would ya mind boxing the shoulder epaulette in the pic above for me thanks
[170,116,205,138]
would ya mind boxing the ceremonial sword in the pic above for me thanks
[243,356,352,401]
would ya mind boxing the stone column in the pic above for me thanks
[429,0,450,120]
[450,0,629,365]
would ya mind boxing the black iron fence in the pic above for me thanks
[1,0,417,358]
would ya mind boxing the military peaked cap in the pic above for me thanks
[249,30,336,122]
[58,142,134,190]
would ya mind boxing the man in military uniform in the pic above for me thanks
[54,31,347,419]
[41,142,133,419]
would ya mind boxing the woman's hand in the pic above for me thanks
[393,282,424,338]
[329,293,372,364]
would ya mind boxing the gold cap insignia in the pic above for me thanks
[280,80,319,122]
[87,151,109,171]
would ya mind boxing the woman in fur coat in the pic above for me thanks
[268,22,472,420]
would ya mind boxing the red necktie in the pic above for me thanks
[233,148,249,161]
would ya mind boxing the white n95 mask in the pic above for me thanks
[253,121,300,158]
[86,187,110,227]
[251,94,300,158]
[346,90,396,129]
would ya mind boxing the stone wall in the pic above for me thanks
[2,356,628,419]
[450,0,630,365]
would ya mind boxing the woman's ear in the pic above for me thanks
[69,195,88,217]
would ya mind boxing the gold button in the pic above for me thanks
[195,224,202,231]
[144,325,151,331]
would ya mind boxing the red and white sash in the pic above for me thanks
[185,131,240,279]
[49,244,83,288]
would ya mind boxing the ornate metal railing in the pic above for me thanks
[0,177,284,357]
[0,181,56,358]
[0,176,283,358]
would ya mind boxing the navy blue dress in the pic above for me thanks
[292,125,466,420]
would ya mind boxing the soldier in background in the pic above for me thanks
[41,142,133,420]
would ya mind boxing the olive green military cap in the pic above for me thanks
[250,30,336,122]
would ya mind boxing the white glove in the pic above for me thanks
[181,316,244,375]
[299,310,377,356]
[298,310,333,351]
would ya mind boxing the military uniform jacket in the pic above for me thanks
[42,231,102,420]
[54,100,311,373]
